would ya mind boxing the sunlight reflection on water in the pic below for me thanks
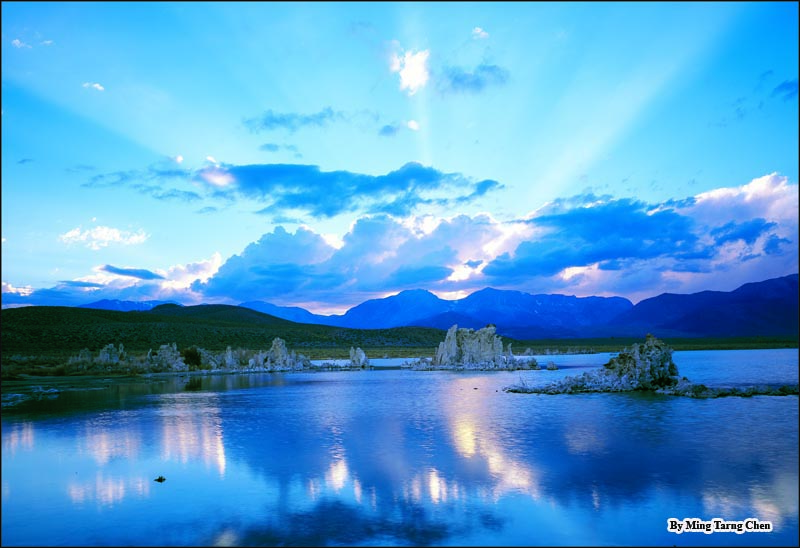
[1,349,797,546]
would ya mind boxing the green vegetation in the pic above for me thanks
[1,305,446,353]
[181,346,202,368]
[0,305,445,377]
[1,305,796,379]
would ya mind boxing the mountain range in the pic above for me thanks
[78,273,799,339]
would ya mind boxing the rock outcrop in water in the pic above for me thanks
[147,343,187,371]
[508,334,679,394]
[504,334,799,398]
[349,347,369,368]
[408,324,530,370]
[247,337,310,371]
[434,324,504,368]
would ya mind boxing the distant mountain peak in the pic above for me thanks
[393,288,440,299]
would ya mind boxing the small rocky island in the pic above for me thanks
[504,334,799,398]
[408,324,534,370]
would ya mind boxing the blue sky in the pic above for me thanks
[2,1,798,314]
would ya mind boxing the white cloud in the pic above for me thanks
[13,174,798,310]
[160,252,223,290]
[407,119,420,131]
[82,82,105,92]
[40,40,54,46]
[472,27,489,39]
[11,39,31,49]
[689,173,798,223]
[390,47,430,96]
[75,267,140,288]
[175,155,184,164]
[198,165,235,187]
[1,281,33,296]
[59,225,149,250]
[198,213,520,308]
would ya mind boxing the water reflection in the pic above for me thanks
[444,376,543,502]
[209,371,797,544]
[67,471,150,506]
[2,421,34,457]
[79,419,141,465]
[703,471,800,528]
[158,393,227,476]
[2,357,798,546]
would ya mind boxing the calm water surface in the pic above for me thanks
[2,349,798,546]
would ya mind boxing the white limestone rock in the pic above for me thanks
[95,343,125,365]
[266,337,309,370]
[148,343,187,371]
[349,347,369,368]
[507,334,679,394]
[431,324,520,369]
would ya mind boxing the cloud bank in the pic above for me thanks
[5,174,797,312]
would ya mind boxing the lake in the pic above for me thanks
[2,349,798,546]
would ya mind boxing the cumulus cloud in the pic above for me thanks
[440,63,509,93]
[160,252,223,290]
[192,213,524,309]
[11,38,31,49]
[483,197,702,280]
[10,174,798,310]
[685,173,798,224]
[481,174,798,300]
[196,226,338,300]
[59,225,148,250]
[2,252,225,308]
[390,45,430,95]
[82,82,105,92]
[1,281,33,296]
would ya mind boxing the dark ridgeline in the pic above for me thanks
[4,273,796,356]
[0,304,446,355]
[238,273,799,339]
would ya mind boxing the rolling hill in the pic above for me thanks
[57,273,800,343]
[0,304,449,357]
